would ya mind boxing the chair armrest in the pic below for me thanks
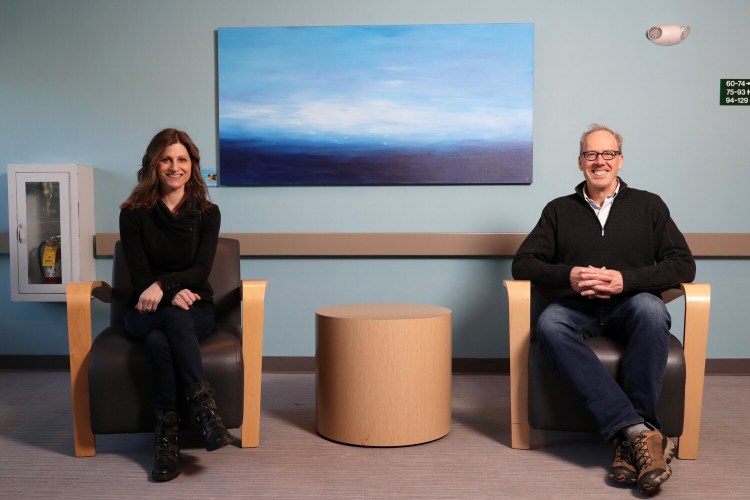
[66,281,111,457]
[504,279,531,449]
[660,287,684,305]
[676,283,711,459]
[240,279,268,448]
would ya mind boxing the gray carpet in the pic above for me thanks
[1,371,747,499]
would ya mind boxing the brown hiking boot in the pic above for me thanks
[608,435,637,485]
[630,426,676,494]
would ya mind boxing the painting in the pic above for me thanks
[217,24,534,186]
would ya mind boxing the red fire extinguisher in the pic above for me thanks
[38,236,62,284]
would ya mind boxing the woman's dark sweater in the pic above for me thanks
[119,201,221,309]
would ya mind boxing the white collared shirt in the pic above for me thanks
[583,181,620,235]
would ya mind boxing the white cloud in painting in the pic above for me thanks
[221,98,531,144]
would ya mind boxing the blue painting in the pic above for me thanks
[217,24,534,185]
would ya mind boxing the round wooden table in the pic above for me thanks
[315,303,452,446]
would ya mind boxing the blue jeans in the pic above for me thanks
[534,292,671,440]
[124,305,215,411]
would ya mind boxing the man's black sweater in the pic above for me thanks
[512,179,695,299]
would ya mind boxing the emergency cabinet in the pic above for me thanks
[7,164,95,301]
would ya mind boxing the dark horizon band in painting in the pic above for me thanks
[217,24,534,186]
[219,138,532,185]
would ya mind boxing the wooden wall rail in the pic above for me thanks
[2,232,749,258]
[91,232,749,257]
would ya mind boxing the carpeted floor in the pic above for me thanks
[1,371,747,499]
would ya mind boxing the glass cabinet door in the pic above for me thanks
[14,172,71,296]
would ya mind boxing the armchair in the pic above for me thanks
[504,280,710,459]
[67,237,267,457]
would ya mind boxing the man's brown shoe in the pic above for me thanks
[630,426,676,494]
[608,435,637,485]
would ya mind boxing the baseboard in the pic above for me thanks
[2,355,748,375]
[0,355,71,370]
[705,358,750,375]
[262,356,316,373]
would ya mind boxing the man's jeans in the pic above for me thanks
[534,292,671,440]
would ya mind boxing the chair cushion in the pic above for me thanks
[528,333,686,437]
[89,324,244,434]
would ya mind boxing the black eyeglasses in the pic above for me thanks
[581,150,621,161]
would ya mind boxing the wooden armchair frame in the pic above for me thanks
[504,280,711,459]
[67,278,267,457]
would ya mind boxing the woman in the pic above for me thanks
[119,128,233,482]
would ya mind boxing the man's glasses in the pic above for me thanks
[581,150,621,161]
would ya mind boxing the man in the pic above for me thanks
[512,124,695,494]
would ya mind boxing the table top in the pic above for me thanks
[316,303,451,320]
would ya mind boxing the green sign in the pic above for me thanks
[720,79,750,105]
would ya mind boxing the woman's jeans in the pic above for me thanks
[534,292,671,440]
[124,305,215,411]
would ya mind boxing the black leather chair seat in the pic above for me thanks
[89,324,244,434]
[528,333,686,436]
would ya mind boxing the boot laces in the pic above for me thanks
[155,435,178,455]
[615,439,631,463]
[200,399,217,411]
[631,433,654,468]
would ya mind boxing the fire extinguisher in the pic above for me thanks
[38,236,62,284]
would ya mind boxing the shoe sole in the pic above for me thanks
[152,469,181,482]
[640,465,672,495]
[608,471,637,486]
[206,435,235,452]
[665,437,676,462]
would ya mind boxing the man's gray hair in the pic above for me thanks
[580,124,623,153]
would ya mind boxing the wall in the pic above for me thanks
[1,0,749,358]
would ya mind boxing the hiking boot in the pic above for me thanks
[630,425,676,494]
[608,435,637,485]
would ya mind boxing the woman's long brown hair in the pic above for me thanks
[120,128,212,211]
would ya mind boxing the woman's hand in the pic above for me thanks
[137,282,164,313]
[172,289,201,310]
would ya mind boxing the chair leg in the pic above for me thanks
[505,280,532,450]
[67,282,99,457]
[70,362,96,457]
[676,283,711,460]
[241,280,267,447]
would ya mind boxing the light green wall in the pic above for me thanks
[1,0,749,357]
